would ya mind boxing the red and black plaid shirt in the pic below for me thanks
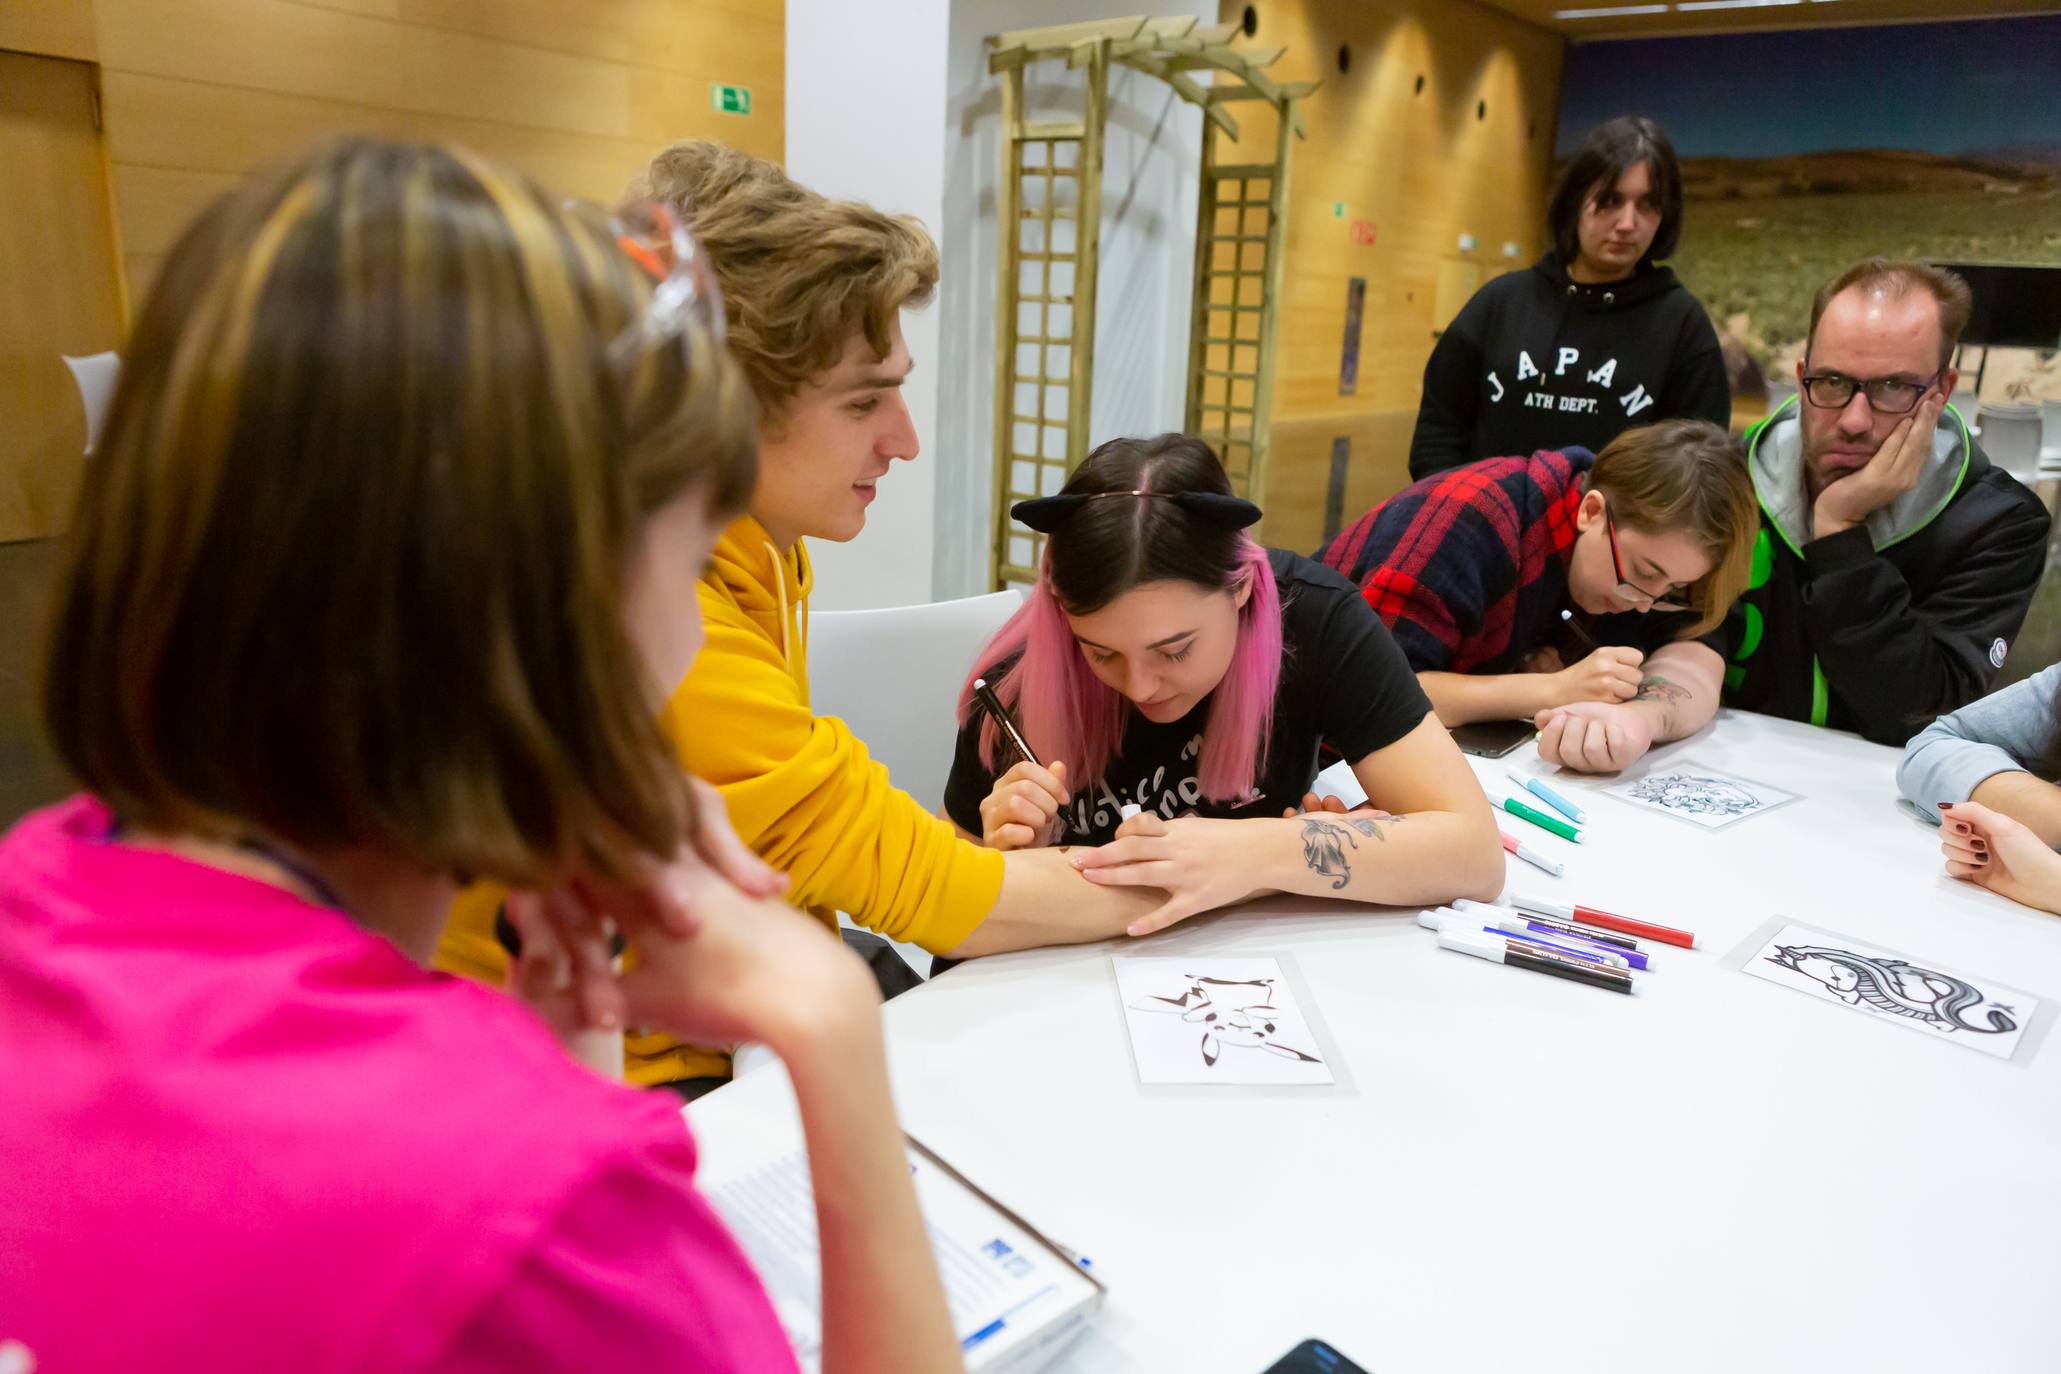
[1319,449,1591,673]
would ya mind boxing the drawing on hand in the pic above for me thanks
[1300,815,1380,890]
[1629,771,1760,818]
[1129,974,1325,1067]
[1766,944,2018,1036]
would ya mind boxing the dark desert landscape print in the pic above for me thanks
[1557,15,2061,389]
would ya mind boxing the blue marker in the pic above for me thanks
[1507,767,1586,825]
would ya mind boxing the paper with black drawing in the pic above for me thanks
[1743,921,2035,1060]
[1113,956,1334,1085]
[1602,759,1798,831]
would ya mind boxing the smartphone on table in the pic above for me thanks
[1261,1338,1372,1373]
[1450,717,1535,758]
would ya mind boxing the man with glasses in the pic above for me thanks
[1321,418,1758,772]
[1721,258,2049,744]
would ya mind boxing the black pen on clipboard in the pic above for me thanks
[972,677,1041,769]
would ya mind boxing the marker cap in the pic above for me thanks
[1436,927,1506,960]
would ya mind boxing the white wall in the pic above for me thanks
[784,0,1200,609]
[933,0,1202,599]
[783,0,951,611]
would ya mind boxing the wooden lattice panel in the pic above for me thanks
[986,17,1309,587]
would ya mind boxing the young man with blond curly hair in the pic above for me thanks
[442,143,1167,1090]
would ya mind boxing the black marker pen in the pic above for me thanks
[1437,927,1639,996]
[972,677,1041,769]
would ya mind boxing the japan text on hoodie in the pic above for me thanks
[1408,253,1730,480]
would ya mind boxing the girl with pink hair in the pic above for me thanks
[945,435,1502,935]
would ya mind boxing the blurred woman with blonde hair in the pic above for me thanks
[0,139,956,1374]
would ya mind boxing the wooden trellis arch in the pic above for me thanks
[985,14,1315,587]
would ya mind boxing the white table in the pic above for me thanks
[693,711,2061,1373]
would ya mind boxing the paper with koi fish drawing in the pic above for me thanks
[1601,759,1798,831]
[1112,955,1334,1085]
[1742,921,2038,1061]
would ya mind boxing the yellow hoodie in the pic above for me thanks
[437,515,1004,1085]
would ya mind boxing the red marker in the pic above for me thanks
[1513,894,1698,949]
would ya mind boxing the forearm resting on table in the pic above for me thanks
[943,845,1164,957]
[1267,808,1503,907]
[1969,770,2061,849]
[784,1003,960,1374]
[1623,642,1721,743]
[1419,670,1554,726]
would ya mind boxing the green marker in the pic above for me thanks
[1501,794,1582,844]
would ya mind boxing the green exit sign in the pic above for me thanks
[711,83,752,115]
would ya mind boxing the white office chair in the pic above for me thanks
[808,588,1024,981]
[809,588,1025,813]
[2039,398,2061,480]
[62,351,120,454]
[1977,401,2043,485]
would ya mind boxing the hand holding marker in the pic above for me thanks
[972,677,1040,769]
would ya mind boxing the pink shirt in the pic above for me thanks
[0,797,799,1374]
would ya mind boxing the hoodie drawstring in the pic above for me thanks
[763,540,791,667]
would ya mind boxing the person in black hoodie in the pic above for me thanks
[1408,116,1730,481]
[1719,258,2049,747]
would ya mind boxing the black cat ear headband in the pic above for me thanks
[1010,489,1263,533]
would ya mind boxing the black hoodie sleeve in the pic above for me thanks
[1408,294,1490,481]
[1801,480,2050,746]
[1660,308,1731,432]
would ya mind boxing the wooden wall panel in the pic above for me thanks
[0,0,98,61]
[1264,411,1419,556]
[1222,1,1563,534]
[106,165,242,256]
[0,51,125,541]
[88,0,782,302]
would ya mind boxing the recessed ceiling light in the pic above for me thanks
[1554,3,1669,16]
[1676,0,1803,10]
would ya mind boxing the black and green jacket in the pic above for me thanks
[1714,397,2050,746]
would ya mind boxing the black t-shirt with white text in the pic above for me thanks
[944,549,1432,846]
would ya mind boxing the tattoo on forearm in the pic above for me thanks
[1300,816,1383,890]
[1633,674,1690,736]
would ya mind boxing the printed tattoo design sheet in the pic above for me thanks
[1112,956,1335,1086]
[1602,759,1799,831]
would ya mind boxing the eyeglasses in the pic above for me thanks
[1798,371,1939,415]
[565,198,726,362]
[1605,507,1693,613]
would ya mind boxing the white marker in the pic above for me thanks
[1119,803,1142,821]
[1437,927,1639,995]
[1500,829,1566,877]
[1416,908,1630,969]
